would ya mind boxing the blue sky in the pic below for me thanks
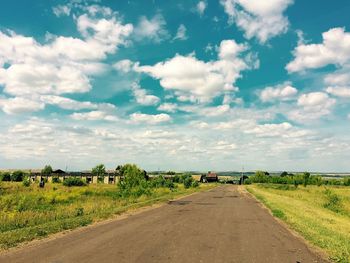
[0,0,350,172]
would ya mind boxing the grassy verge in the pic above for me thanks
[246,184,350,262]
[0,182,215,250]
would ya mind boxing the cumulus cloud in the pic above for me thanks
[220,0,293,43]
[130,113,171,124]
[131,82,160,106]
[133,14,169,43]
[71,110,118,122]
[196,1,207,16]
[0,5,133,115]
[260,82,298,102]
[157,103,178,113]
[174,24,188,41]
[135,39,258,102]
[288,92,336,122]
[0,97,45,114]
[326,87,350,98]
[286,27,350,73]
[41,95,96,110]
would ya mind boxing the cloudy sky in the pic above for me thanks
[0,0,350,172]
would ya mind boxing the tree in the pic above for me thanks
[92,164,106,182]
[1,172,11,181]
[41,165,53,176]
[303,172,311,187]
[11,170,24,182]
[280,171,288,177]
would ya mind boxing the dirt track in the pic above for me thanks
[0,186,327,263]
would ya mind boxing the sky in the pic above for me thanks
[0,0,350,172]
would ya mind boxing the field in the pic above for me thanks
[0,181,214,250]
[246,184,350,262]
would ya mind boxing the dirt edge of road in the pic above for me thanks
[0,186,219,255]
[241,185,330,262]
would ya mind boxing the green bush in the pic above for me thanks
[117,164,152,197]
[192,180,199,188]
[63,177,86,187]
[1,172,11,182]
[343,177,350,186]
[52,176,61,183]
[323,189,342,213]
[11,170,24,182]
[184,177,193,189]
[22,177,31,187]
[172,175,180,183]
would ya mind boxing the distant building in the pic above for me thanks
[200,171,218,183]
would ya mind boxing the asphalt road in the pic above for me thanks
[0,186,327,263]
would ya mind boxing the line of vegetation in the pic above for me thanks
[0,164,214,250]
[244,170,350,187]
[246,184,350,262]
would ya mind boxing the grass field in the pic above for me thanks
[0,182,214,250]
[246,184,350,262]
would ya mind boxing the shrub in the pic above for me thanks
[1,172,11,181]
[192,180,199,188]
[151,175,167,188]
[11,170,24,182]
[323,189,342,213]
[52,176,61,183]
[75,207,84,216]
[117,164,152,197]
[22,177,31,187]
[343,177,350,186]
[184,177,193,189]
[172,175,181,183]
[63,177,86,187]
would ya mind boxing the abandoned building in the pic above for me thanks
[200,171,218,183]
[28,169,122,184]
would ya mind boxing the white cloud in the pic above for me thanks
[288,92,336,122]
[220,0,293,43]
[52,5,71,17]
[326,86,350,98]
[196,1,207,16]
[245,122,292,137]
[260,82,298,102]
[0,6,133,103]
[71,110,118,122]
[40,95,99,110]
[131,82,160,106]
[157,103,178,113]
[174,24,188,41]
[133,14,169,43]
[130,113,171,124]
[135,39,257,102]
[0,97,45,114]
[287,28,350,73]
[324,70,350,86]
[113,59,136,73]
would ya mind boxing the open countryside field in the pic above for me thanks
[246,184,350,262]
[0,179,214,250]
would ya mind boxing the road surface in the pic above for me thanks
[0,186,327,263]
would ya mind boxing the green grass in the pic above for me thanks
[246,184,350,263]
[0,182,215,250]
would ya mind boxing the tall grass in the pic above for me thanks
[246,184,350,262]
[0,182,213,250]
